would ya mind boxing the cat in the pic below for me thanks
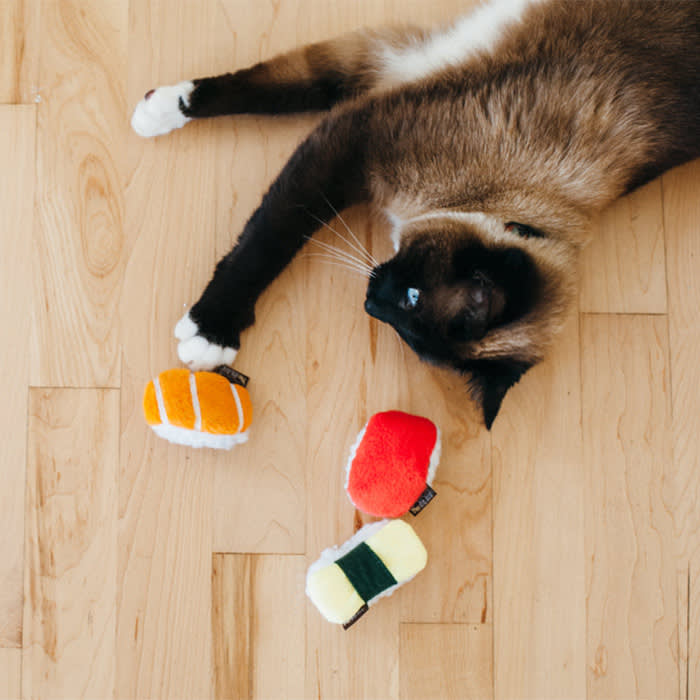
[132,0,700,428]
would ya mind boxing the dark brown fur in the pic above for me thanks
[169,0,700,426]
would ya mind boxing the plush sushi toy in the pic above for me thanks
[345,411,440,518]
[143,366,252,449]
[306,519,427,628]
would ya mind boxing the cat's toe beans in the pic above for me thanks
[131,80,195,138]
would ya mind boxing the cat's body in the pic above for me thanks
[132,0,700,427]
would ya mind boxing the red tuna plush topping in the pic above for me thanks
[346,410,440,518]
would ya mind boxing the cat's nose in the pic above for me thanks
[364,297,380,318]
[365,296,393,323]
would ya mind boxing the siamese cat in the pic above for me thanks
[132,0,700,428]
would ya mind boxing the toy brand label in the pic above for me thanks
[409,485,437,516]
[342,604,369,630]
[214,365,249,387]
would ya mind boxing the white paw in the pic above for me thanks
[175,312,237,371]
[131,81,195,137]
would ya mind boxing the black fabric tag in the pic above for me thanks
[213,365,249,387]
[342,603,369,630]
[409,485,437,516]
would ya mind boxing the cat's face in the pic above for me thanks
[364,213,578,428]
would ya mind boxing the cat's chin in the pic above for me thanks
[175,312,238,371]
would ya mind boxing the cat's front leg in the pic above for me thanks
[174,109,370,370]
[132,25,425,138]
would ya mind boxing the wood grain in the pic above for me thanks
[117,2,225,697]
[677,555,700,700]
[30,0,127,387]
[580,179,667,313]
[492,313,586,700]
[0,648,21,700]
[663,160,700,698]
[23,388,118,699]
[400,624,493,700]
[0,105,35,648]
[0,0,40,104]
[212,554,305,700]
[582,314,677,699]
[691,559,700,700]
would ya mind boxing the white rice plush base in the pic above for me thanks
[344,419,442,511]
[305,520,420,612]
[151,422,249,449]
[426,428,442,485]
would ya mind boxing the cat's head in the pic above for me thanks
[364,212,578,428]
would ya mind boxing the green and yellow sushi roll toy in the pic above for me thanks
[306,519,427,628]
[143,365,252,449]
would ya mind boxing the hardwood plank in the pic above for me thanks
[117,2,230,697]
[492,314,586,700]
[0,0,40,104]
[0,105,35,648]
[212,556,251,700]
[0,648,21,700]
[663,159,700,699]
[30,0,127,387]
[678,558,700,700]
[212,554,305,700]
[581,314,677,698]
[400,624,492,700]
[690,555,700,700]
[23,388,118,699]
[580,179,667,313]
[116,434,215,700]
[692,559,700,700]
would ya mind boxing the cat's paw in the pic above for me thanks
[175,312,238,371]
[131,81,195,138]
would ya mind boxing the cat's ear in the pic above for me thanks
[465,359,534,429]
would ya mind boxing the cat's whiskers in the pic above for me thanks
[303,205,378,269]
[308,258,374,278]
[319,193,379,267]
[304,237,376,277]
[304,252,373,276]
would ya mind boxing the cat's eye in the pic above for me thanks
[505,221,545,239]
[404,287,420,309]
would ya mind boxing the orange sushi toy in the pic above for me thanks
[143,366,252,449]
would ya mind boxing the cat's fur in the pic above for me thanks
[133,0,700,428]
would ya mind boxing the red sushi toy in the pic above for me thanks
[345,411,440,518]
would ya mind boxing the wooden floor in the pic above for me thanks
[3,1,700,698]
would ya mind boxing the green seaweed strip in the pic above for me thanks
[335,542,397,602]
